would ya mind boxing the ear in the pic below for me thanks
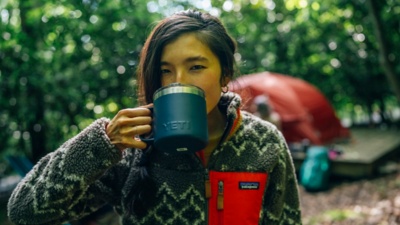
[221,76,231,87]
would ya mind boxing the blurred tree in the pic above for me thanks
[216,0,399,125]
[0,0,161,162]
[366,0,400,102]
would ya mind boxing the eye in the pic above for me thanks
[161,69,171,74]
[191,65,205,71]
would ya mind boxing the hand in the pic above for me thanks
[106,105,153,151]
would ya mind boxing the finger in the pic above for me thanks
[119,124,152,136]
[117,107,152,118]
[140,103,153,109]
[129,137,149,149]
[118,116,152,127]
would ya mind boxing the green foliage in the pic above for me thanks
[0,0,399,165]
[0,0,161,162]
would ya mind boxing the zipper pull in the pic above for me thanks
[205,169,211,199]
[217,180,224,210]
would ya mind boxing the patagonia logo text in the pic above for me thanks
[239,182,260,190]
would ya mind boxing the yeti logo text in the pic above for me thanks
[163,121,191,130]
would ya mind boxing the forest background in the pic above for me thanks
[1,0,399,167]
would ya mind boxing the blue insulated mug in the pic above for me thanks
[142,83,209,154]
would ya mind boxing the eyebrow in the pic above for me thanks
[161,56,209,65]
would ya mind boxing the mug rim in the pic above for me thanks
[153,83,205,100]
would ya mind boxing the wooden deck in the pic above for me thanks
[292,127,400,178]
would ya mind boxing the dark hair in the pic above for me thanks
[129,9,237,218]
[137,9,237,104]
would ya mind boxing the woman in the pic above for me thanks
[8,9,302,225]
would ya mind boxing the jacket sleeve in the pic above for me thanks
[7,118,123,225]
[262,131,302,225]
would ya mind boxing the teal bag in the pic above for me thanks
[300,146,330,191]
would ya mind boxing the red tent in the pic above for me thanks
[230,72,350,145]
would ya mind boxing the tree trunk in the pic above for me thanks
[366,0,400,103]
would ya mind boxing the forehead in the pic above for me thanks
[161,33,217,62]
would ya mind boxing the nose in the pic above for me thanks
[175,71,188,84]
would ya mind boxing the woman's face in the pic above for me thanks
[160,33,228,114]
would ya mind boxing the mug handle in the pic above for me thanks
[139,107,154,144]
[140,135,154,144]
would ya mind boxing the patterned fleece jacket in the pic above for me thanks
[8,92,302,225]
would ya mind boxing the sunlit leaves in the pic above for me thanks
[285,0,308,11]
[112,20,127,31]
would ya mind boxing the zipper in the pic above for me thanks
[197,114,234,224]
[217,180,224,210]
[217,180,224,225]
[205,169,211,199]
